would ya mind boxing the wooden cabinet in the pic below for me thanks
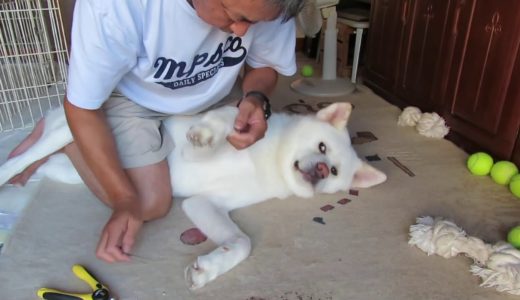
[364,0,403,96]
[514,136,520,166]
[394,0,451,111]
[365,0,452,110]
[442,0,520,160]
[364,0,520,162]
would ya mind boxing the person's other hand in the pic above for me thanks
[96,204,143,263]
[227,97,267,149]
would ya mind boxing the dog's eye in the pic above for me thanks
[331,166,338,176]
[318,142,326,154]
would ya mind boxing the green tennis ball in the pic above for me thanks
[301,65,314,77]
[466,152,494,176]
[510,174,520,198]
[490,161,519,185]
[507,226,520,248]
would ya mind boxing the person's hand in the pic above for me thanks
[96,203,143,263]
[227,97,267,149]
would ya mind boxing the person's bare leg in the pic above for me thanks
[66,144,172,263]
[8,118,45,159]
[64,142,172,220]
[127,160,173,220]
[7,118,51,186]
[8,157,49,186]
[7,124,173,220]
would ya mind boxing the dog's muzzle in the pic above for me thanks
[294,161,329,185]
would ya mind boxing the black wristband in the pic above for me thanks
[237,90,272,120]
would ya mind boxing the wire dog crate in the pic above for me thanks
[0,0,68,132]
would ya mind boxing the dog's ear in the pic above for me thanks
[316,102,353,129]
[351,161,387,188]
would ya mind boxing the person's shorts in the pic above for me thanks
[103,80,242,169]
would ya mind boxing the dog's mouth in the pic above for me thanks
[293,160,330,185]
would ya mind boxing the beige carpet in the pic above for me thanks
[1,74,520,300]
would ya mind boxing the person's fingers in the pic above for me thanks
[96,231,115,263]
[227,130,250,149]
[228,114,267,149]
[97,219,131,263]
[247,118,266,139]
[122,219,141,254]
[106,225,131,262]
[227,130,261,149]
[228,100,267,149]
[233,104,254,132]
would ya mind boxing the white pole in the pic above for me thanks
[351,27,364,83]
[322,9,337,80]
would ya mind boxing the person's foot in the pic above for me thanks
[8,118,45,159]
[7,119,48,186]
[8,157,49,186]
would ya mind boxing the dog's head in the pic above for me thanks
[278,102,387,198]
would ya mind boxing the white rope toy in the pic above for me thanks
[415,112,450,139]
[397,106,422,127]
[397,107,450,139]
[409,216,520,295]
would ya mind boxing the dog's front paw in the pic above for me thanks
[184,258,218,290]
[186,125,215,147]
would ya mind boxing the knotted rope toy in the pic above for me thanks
[409,216,520,295]
[398,107,450,139]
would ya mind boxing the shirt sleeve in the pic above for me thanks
[246,18,297,76]
[66,0,141,109]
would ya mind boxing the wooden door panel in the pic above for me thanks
[364,0,520,160]
[364,0,403,90]
[513,136,520,167]
[395,0,451,111]
[448,0,520,135]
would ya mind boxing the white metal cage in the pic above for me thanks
[0,0,68,132]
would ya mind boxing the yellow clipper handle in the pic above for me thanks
[37,287,91,300]
[37,265,108,300]
[72,264,102,291]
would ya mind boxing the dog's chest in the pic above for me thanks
[170,150,261,195]
[168,148,290,209]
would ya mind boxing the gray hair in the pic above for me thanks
[269,0,305,22]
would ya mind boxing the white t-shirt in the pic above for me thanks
[66,0,297,114]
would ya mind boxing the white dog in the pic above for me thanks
[0,102,386,289]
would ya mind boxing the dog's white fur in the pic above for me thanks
[0,102,387,289]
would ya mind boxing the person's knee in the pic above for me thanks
[141,194,173,220]
[126,159,173,221]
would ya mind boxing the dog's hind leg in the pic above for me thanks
[0,107,73,186]
[182,196,251,290]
